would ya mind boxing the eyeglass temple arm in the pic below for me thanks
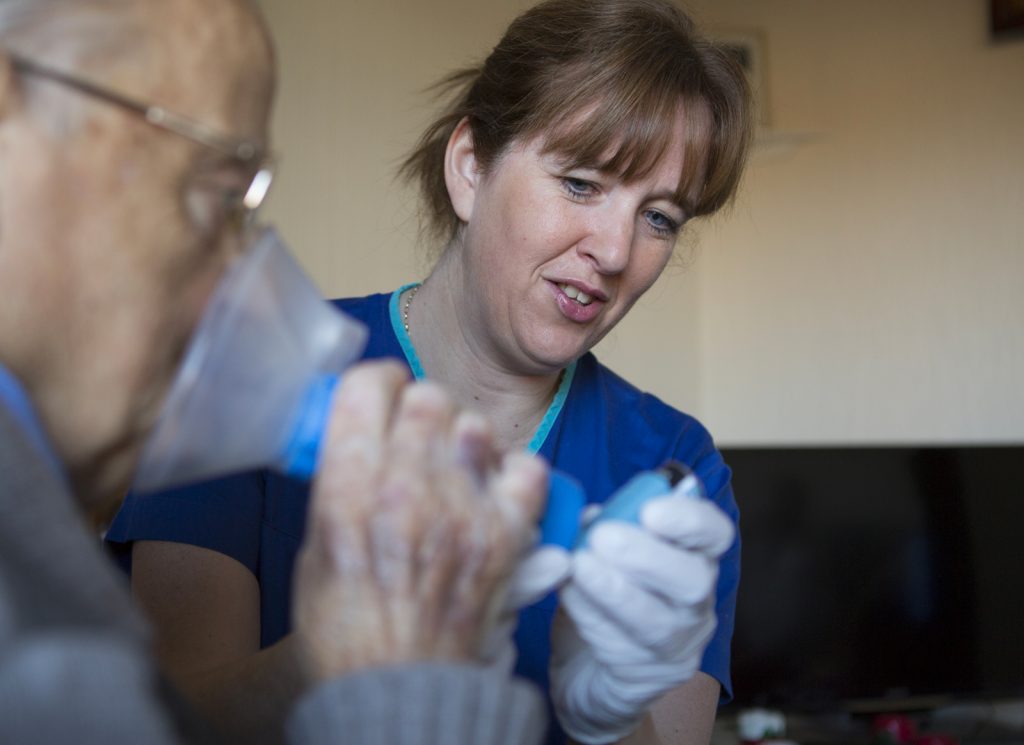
[8,52,261,163]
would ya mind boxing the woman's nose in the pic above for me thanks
[577,206,634,275]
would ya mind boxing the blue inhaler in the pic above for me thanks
[509,460,705,551]
[540,471,587,549]
[574,460,705,548]
[277,374,344,479]
[281,393,589,550]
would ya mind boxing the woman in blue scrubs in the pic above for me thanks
[107,0,752,742]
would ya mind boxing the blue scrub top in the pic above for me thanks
[107,290,741,744]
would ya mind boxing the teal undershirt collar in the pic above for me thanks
[388,283,576,455]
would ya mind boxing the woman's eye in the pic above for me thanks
[561,177,596,200]
[645,209,681,237]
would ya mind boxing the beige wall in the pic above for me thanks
[257,0,1024,445]
[686,0,1024,445]
[254,0,531,291]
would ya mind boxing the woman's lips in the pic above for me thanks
[548,280,604,323]
[559,282,596,305]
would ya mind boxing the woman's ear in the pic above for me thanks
[444,117,480,223]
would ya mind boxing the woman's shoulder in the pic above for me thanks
[569,353,731,502]
[329,290,405,361]
[330,291,392,322]
[573,352,711,440]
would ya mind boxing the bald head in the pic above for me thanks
[143,0,275,143]
[0,0,273,138]
[0,0,276,507]
[0,0,262,47]
[0,1,141,71]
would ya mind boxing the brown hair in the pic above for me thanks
[400,0,753,248]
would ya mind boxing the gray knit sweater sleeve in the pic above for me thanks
[287,663,547,745]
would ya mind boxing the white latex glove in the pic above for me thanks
[480,542,572,673]
[550,482,735,744]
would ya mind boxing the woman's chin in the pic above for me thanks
[515,339,590,376]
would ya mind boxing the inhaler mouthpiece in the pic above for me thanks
[133,227,367,493]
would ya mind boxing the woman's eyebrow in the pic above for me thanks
[544,151,598,171]
[644,189,690,215]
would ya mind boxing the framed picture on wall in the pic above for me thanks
[711,29,770,128]
[991,0,1024,39]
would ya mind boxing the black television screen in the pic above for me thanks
[723,445,1024,711]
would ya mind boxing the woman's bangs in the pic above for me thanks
[540,86,713,215]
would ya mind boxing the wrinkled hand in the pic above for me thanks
[479,542,572,673]
[291,361,548,683]
[550,481,735,744]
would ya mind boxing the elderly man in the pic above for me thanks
[0,1,548,743]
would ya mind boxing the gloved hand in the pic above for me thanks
[549,481,735,744]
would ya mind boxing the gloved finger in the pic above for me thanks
[640,493,735,557]
[503,544,572,611]
[587,522,717,606]
[566,550,716,657]
[560,577,650,662]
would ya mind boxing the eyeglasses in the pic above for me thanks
[9,53,274,225]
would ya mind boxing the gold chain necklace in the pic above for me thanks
[402,284,420,334]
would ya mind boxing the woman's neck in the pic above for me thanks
[402,256,563,452]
